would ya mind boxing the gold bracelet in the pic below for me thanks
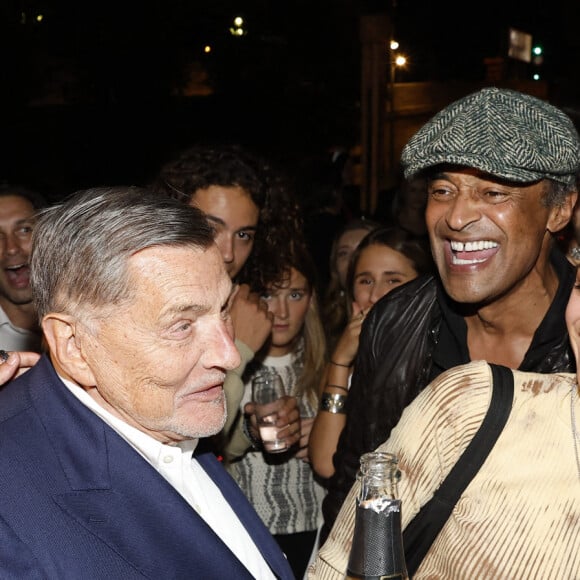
[320,392,347,414]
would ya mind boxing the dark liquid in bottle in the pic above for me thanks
[346,500,406,580]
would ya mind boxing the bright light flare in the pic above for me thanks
[395,55,407,67]
[229,16,246,37]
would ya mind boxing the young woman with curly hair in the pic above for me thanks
[151,144,305,443]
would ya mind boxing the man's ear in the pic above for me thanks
[41,313,96,386]
[548,190,578,234]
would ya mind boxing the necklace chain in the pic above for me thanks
[570,385,580,481]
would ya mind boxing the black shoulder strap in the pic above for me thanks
[403,363,514,577]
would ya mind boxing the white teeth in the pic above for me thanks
[452,256,488,265]
[450,240,498,252]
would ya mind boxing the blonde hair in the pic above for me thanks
[295,289,327,407]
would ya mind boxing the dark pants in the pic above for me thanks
[274,530,318,579]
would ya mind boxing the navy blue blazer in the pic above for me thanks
[0,355,295,579]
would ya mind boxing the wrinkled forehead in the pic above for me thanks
[127,243,230,293]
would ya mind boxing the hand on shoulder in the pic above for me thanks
[0,350,41,386]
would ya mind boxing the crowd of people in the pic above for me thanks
[1,85,579,579]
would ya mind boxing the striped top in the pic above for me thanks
[228,351,326,536]
[309,360,580,579]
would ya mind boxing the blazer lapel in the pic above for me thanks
[28,358,284,578]
[53,435,258,578]
[197,451,295,579]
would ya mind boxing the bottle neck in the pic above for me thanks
[358,452,401,502]
[347,451,408,577]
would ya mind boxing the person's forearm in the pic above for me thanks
[310,406,346,478]
[309,362,351,478]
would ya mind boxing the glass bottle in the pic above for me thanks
[345,451,408,579]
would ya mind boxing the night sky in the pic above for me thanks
[394,0,580,86]
[2,0,580,200]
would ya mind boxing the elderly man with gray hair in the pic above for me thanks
[0,186,295,579]
[313,87,580,576]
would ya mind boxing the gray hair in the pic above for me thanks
[31,186,215,321]
[543,176,580,208]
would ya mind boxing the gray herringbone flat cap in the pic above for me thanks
[401,87,580,185]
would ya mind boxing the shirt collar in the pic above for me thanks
[59,375,198,465]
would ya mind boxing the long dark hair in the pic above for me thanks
[321,218,381,350]
[345,226,434,317]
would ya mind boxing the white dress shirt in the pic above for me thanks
[62,377,277,580]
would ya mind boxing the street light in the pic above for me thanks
[387,39,403,173]
[394,54,407,77]
[532,43,544,66]
[388,40,407,84]
[229,16,246,37]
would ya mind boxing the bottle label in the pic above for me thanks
[346,501,407,579]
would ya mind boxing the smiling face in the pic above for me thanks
[261,267,312,356]
[190,185,259,279]
[0,195,36,307]
[77,244,241,443]
[425,169,571,304]
[352,243,419,311]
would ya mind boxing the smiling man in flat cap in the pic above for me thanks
[316,87,580,554]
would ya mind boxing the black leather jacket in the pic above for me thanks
[320,247,576,543]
